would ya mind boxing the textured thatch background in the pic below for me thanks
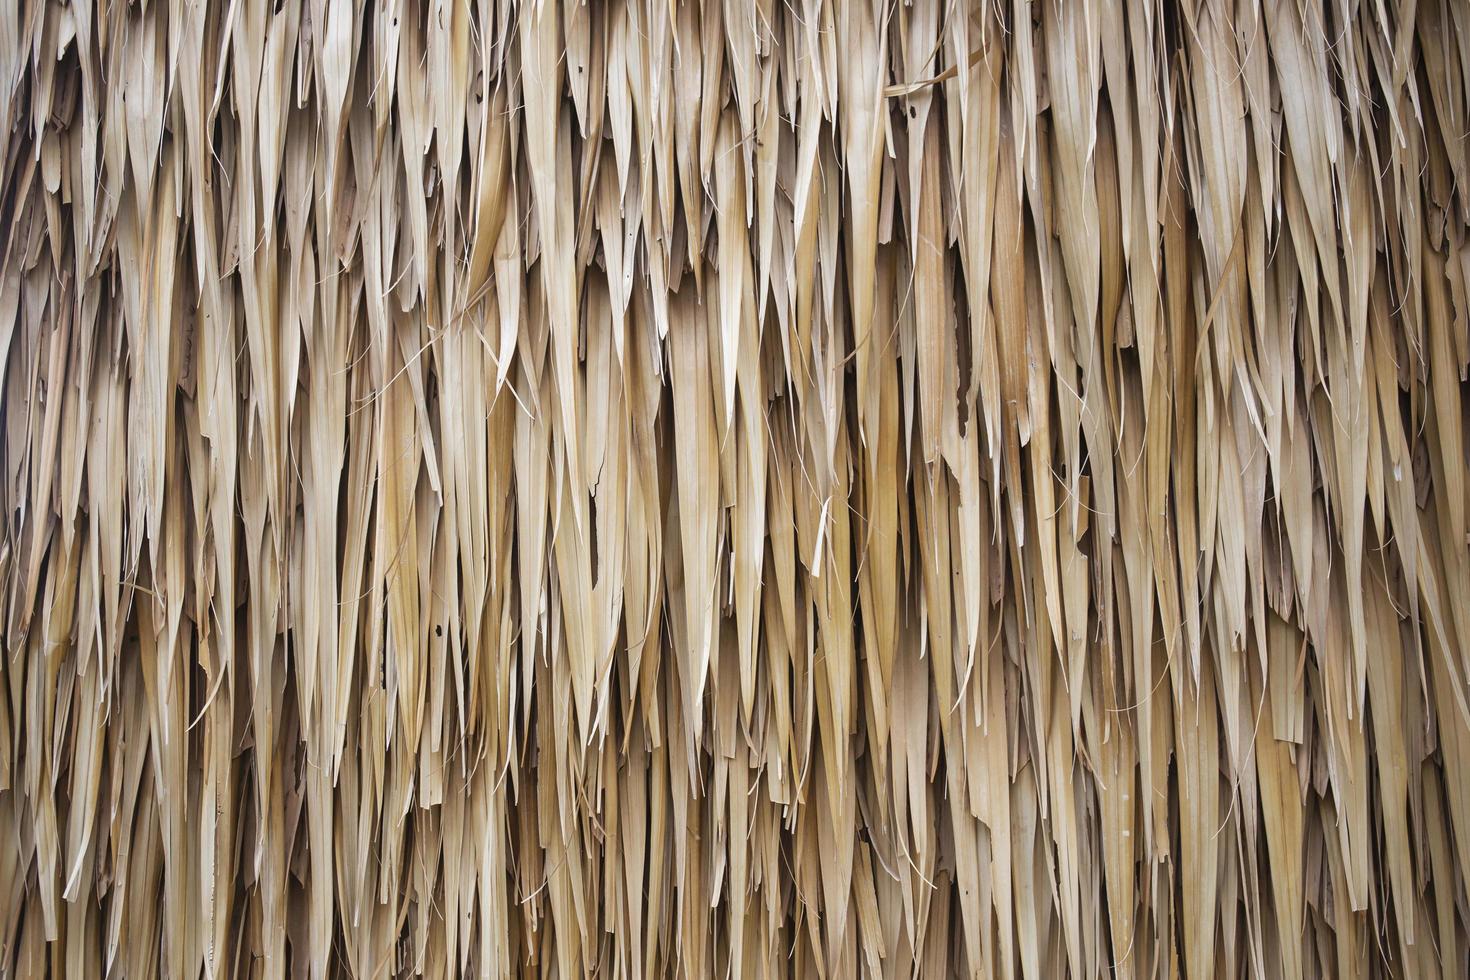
[2,0,1469,977]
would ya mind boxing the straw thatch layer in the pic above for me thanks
[2,0,1469,976]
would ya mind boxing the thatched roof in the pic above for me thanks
[2,0,1468,976]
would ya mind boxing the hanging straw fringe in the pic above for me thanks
[2,0,1469,976]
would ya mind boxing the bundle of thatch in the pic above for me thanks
[2,0,1468,976]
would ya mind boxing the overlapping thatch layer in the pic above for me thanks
[2,0,1469,976]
